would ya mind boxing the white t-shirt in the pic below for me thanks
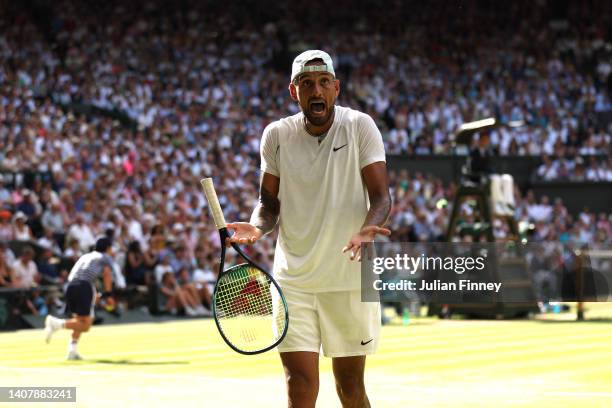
[12,259,38,288]
[68,223,96,252]
[260,105,386,292]
[155,263,174,284]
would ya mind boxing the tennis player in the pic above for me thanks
[44,237,115,360]
[228,50,391,407]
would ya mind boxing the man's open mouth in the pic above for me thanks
[310,101,326,113]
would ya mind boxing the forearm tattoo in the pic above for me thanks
[363,191,391,229]
[250,185,280,235]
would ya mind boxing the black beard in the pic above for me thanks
[303,105,334,127]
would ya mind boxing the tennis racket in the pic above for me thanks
[200,178,288,355]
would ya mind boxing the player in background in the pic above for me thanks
[227,50,391,408]
[44,237,115,360]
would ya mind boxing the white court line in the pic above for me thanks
[543,391,612,398]
[0,365,276,383]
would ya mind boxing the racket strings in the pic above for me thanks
[214,265,286,352]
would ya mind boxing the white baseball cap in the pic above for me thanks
[291,50,335,83]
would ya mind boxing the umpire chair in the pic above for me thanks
[429,118,538,318]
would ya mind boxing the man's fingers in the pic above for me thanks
[230,235,258,245]
[343,242,359,253]
[363,225,391,236]
[377,227,392,236]
[350,247,361,261]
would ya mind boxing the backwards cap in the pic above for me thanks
[291,50,335,83]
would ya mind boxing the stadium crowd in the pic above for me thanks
[0,1,611,318]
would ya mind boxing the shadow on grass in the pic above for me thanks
[535,317,612,324]
[90,359,189,365]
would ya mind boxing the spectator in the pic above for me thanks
[536,156,557,181]
[0,177,11,204]
[527,196,553,223]
[36,245,67,285]
[16,190,40,219]
[0,243,15,287]
[193,251,215,309]
[176,266,208,315]
[12,212,34,241]
[154,254,175,285]
[149,224,167,259]
[63,237,83,261]
[124,240,154,286]
[159,271,203,317]
[67,214,96,252]
[37,227,62,255]
[41,201,68,249]
[0,211,13,242]
[170,244,193,274]
[11,246,40,289]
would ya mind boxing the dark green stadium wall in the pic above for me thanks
[387,155,612,215]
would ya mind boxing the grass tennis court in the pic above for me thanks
[1,304,611,407]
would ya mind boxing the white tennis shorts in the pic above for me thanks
[274,287,380,357]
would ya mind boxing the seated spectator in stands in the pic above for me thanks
[154,253,174,285]
[0,176,11,204]
[36,245,67,285]
[9,244,41,315]
[149,224,167,258]
[527,196,553,222]
[170,244,194,274]
[159,271,205,317]
[12,212,33,241]
[67,213,96,252]
[570,158,587,181]
[120,203,145,247]
[0,241,15,265]
[12,246,40,289]
[176,266,208,315]
[0,210,13,242]
[37,227,62,255]
[606,157,612,181]
[124,240,154,286]
[596,213,611,237]
[63,237,83,261]
[193,251,216,308]
[16,189,40,219]
[0,244,15,287]
[537,155,557,180]
[31,288,49,317]
[41,201,67,250]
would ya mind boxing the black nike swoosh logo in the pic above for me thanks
[333,144,347,152]
[360,339,373,346]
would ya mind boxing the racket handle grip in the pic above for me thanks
[200,178,227,229]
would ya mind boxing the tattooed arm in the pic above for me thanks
[361,162,392,228]
[342,161,392,260]
[226,173,280,245]
[250,173,281,235]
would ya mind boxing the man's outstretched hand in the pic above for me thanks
[342,225,391,261]
[226,222,263,246]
